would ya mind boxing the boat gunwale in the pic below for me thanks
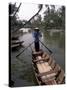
[32,50,65,85]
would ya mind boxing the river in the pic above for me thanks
[11,29,65,87]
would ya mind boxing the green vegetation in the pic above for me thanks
[31,5,65,30]
[9,3,23,32]
[43,5,65,30]
[9,3,65,32]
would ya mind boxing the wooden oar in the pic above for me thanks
[39,40,53,54]
[16,41,34,57]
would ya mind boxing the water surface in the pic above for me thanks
[11,29,65,87]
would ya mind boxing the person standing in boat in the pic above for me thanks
[32,27,42,52]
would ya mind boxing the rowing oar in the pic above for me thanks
[39,40,53,54]
[16,41,34,57]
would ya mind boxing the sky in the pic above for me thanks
[16,3,45,21]
[14,2,61,21]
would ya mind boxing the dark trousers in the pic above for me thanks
[34,41,40,52]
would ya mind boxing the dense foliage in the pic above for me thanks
[9,3,23,32]
[31,5,65,30]
[9,3,65,32]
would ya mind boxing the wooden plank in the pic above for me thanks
[62,76,65,84]
[35,73,41,85]
[51,60,56,69]
[37,63,44,73]
[56,69,64,84]
[44,54,50,60]
[11,44,20,48]
[44,80,57,85]
[41,63,49,72]
[42,53,50,60]
[48,57,53,65]
[37,69,58,77]
[42,76,55,82]
[43,62,52,71]
[11,40,24,44]
[33,58,46,63]
[42,52,47,58]
[54,64,61,72]
[41,72,56,80]
[37,62,51,73]
[41,72,57,85]
[32,63,41,85]
[33,54,50,63]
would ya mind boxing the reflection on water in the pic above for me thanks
[11,29,65,87]
[43,31,65,71]
[43,31,65,49]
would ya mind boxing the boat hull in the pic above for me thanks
[32,49,65,85]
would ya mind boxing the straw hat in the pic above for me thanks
[34,27,39,31]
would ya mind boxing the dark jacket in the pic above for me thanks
[32,31,42,42]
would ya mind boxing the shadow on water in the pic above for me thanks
[19,64,38,86]
[11,47,38,87]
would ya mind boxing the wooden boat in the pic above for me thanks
[11,39,24,50]
[11,40,24,45]
[11,44,20,49]
[32,49,65,85]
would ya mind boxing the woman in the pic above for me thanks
[32,28,42,52]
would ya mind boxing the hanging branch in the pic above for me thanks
[13,3,22,17]
[14,4,43,33]
[22,4,43,27]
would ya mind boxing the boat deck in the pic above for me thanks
[32,50,65,85]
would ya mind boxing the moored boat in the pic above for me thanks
[11,40,24,44]
[11,39,24,50]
